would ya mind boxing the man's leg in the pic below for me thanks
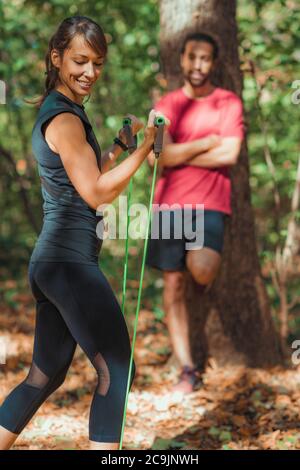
[163,248,221,393]
[164,248,222,368]
[163,270,195,369]
[163,247,221,393]
[147,209,225,393]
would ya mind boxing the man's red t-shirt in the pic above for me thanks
[153,87,244,215]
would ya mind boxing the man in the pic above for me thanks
[146,32,244,394]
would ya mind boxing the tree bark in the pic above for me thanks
[158,0,283,368]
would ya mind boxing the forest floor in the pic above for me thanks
[0,292,300,451]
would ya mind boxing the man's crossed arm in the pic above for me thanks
[147,129,242,169]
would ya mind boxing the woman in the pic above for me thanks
[0,16,164,450]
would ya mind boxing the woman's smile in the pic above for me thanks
[75,78,93,91]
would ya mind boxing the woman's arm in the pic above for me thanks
[100,141,123,173]
[45,111,156,210]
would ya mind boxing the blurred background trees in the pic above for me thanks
[0,0,299,352]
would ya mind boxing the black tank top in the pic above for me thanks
[30,89,103,265]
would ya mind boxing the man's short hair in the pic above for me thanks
[181,32,219,60]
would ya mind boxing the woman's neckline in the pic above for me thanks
[180,86,218,101]
[52,89,85,109]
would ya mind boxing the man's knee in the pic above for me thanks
[190,264,217,285]
[186,252,221,285]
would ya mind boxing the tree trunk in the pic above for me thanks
[158,0,283,368]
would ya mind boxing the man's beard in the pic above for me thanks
[185,73,209,88]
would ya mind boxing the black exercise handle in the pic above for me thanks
[122,117,138,154]
[153,116,165,158]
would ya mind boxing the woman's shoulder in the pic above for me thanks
[34,90,91,131]
[39,90,82,115]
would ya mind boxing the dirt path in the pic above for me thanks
[1,302,300,450]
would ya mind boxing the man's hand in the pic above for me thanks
[202,134,222,150]
[188,137,242,168]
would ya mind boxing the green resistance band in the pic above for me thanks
[121,117,137,316]
[119,116,165,450]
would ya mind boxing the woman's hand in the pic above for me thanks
[118,113,144,142]
[143,109,170,146]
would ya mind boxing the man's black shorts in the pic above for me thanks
[146,209,226,272]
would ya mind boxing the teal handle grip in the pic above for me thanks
[154,116,165,126]
[122,117,137,153]
[153,116,165,156]
[123,117,132,126]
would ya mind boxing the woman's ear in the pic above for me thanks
[50,49,61,69]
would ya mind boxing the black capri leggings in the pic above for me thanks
[0,261,136,443]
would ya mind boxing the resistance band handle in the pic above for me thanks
[122,117,138,154]
[153,116,165,158]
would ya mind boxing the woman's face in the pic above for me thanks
[51,34,105,103]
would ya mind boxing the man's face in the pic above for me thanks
[180,40,215,87]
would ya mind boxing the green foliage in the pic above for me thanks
[238,0,300,328]
[238,0,300,236]
[0,0,299,336]
[151,437,186,450]
[0,0,161,309]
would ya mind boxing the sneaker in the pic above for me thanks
[171,365,202,395]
